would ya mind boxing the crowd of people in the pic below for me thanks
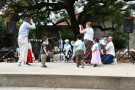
[17,17,116,68]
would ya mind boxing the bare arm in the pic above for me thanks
[79,25,86,34]
[43,48,48,56]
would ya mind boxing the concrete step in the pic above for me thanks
[0,74,135,90]
[0,87,106,90]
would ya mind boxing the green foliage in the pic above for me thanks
[2,0,134,40]
[0,16,6,36]
[61,27,75,40]
[110,29,128,50]
[29,24,45,39]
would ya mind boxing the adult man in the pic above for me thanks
[102,36,115,64]
[17,17,36,66]
[79,22,94,58]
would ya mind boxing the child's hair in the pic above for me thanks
[93,37,99,42]
[76,34,83,40]
[42,36,48,41]
[86,22,92,27]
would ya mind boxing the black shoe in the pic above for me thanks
[93,64,97,67]
[82,66,84,68]
[26,62,30,65]
[44,65,47,68]
[77,64,79,68]
[41,65,47,68]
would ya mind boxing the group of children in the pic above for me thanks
[39,34,105,68]
[73,34,102,68]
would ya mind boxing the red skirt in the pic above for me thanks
[27,49,33,63]
[72,52,92,63]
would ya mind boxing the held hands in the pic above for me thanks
[30,19,33,23]
[79,24,84,30]
[79,24,82,28]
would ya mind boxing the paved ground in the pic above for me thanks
[0,62,135,77]
[0,87,107,90]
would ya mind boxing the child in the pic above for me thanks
[63,39,71,62]
[91,38,102,67]
[40,36,49,68]
[26,38,35,65]
[73,34,86,68]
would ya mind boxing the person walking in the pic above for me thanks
[40,36,49,68]
[73,34,86,68]
[17,17,36,66]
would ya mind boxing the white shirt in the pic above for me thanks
[28,42,32,49]
[18,21,36,40]
[84,28,94,41]
[105,42,115,56]
[63,44,71,51]
[92,43,100,51]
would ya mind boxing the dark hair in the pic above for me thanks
[76,34,83,39]
[28,35,32,39]
[25,17,31,22]
[93,37,99,42]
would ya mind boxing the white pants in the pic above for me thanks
[18,38,28,64]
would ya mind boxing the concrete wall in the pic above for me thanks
[0,74,135,90]
[94,28,111,38]
[129,20,135,49]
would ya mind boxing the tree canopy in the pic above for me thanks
[1,0,135,34]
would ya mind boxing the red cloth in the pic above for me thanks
[72,52,92,63]
[72,56,76,63]
[27,49,33,63]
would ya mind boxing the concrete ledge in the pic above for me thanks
[0,74,135,90]
[0,87,105,90]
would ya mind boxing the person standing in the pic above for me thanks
[73,34,86,68]
[40,36,49,68]
[79,22,94,59]
[100,35,108,55]
[91,38,102,67]
[63,39,71,62]
[17,17,36,66]
[26,38,35,65]
[102,36,115,64]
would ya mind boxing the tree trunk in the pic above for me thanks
[66,0,79,35]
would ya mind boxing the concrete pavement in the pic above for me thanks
[0,62,134,77]
[0,87,107,90]
[0,62,135,90]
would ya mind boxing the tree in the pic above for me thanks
[2,0,135,35]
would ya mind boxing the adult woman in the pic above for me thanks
[79,22,94,59]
